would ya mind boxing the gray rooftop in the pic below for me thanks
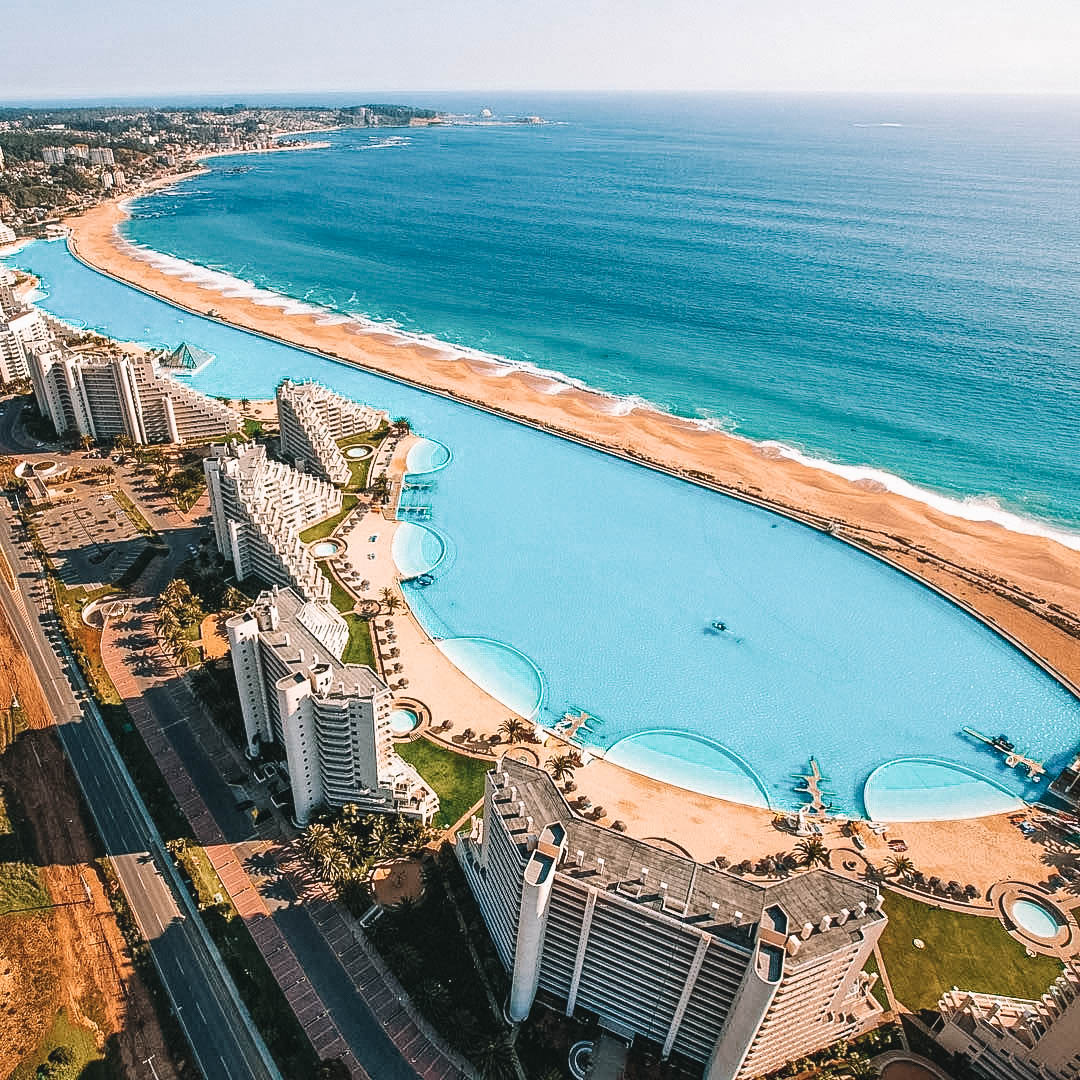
[492,758,883,962]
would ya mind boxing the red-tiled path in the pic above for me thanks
[101,588,472,1079]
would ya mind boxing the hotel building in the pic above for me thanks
[458,759,886,1080]
[0,221,15,245]
[277,379,385,486]
[27,342,242,445]
[226,586,438,825]
[0,307,51,383]
[204,441,339,605]
[936,963,1080,1080]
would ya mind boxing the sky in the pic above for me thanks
[3,0,1079,101]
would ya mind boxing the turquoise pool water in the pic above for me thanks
[9,241,1080,818]
[406,437,452,475]
[863,758,1024,822]
[1010,899,1063,939]
[389,707,420,736]
[311,540,340,558]
[391,522,446,579]
[435,637,545,721]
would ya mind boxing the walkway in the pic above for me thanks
[99,551,471,1077]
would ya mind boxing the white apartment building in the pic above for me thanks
[458,759,887,1080]
[27,342,242,445]
[88,147,115,166]
[226,586,438,825]
[204,441,339,605]
[0,308,50,383]
[42,146,66,165]
[0,222,16,245]
[936,962,1080,1080]
[277,379,385,486]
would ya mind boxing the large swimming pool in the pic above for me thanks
[10,240,1080,819]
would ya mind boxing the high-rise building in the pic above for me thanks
[0,308,50,382]
[204,441,339,605]
[277,379,385,486]
[226,586,438,825]
[936,962,1080,1080]
[27,342,243,445]
[0,222,16,245]
[457,759,887,1080]
[88,147,115,166]
[41,146,66,165]
[67,144,90,162]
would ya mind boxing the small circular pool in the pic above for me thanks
[389,707,419,735]
[1010,898,1064,939]
[346,445,372,460]
[311,540,341,558]
[406,437,452,475]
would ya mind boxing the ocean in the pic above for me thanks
[123,93,1080,532]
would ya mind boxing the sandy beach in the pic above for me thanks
[61,193,1080,694]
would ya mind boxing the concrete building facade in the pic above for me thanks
[277,379,385,486]
[0,307,50,382]
[27,342,242,444]
[936,962,1080,1080]
[225,586,437,825]
[204,441,339,605]
[458,759,887,1080]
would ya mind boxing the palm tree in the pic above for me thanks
[79,433,95,452]
[885,854,914,879]
[795,837,831,869]
[240,397,251,411]
[498,717,530,744]
[547,754,576,785]
[301,822,334,860]
[390,416,411,437]
[380,586,400,614]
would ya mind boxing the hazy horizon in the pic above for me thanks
[4,0,1079,100]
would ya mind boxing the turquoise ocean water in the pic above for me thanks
[9,95,1080,819]
[124,94,1080,531]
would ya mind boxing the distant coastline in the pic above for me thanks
[54,172,1080,693]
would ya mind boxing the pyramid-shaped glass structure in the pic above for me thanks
[160,342,215,374]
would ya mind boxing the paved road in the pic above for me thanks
[0,501,281,1080]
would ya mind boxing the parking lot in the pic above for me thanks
[35,486,149,590]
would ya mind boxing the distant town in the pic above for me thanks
[0,103,442,232]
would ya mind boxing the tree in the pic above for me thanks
[391,416,411,437]
[498,717,530,744]
[240,397,251,410]
[885,854,914,879]
[795,837,831,869]
[79,433,94,451]
[547,754,576,784]
[380,586,401,615]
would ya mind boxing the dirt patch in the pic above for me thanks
[198,612,229,660]
[371,857,426,906]
[0,598,183,1078]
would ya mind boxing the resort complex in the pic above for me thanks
[28,340,243,444]
[458,758,886,1079]
[227,585,438,825]
[0,268,51,382]
[277,377,385,485]
[935,961,1080,1080]
[204,440,341,605]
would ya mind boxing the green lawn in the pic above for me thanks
[318,563,355,613]
[878,888,1063,1011]
[9,1006,104,1080]
[338,426,387,491]
[395,738,491,828]
[299,494,358,543]
[342,613,376,667]
[862,950,890,1011]
[0,786,51,915]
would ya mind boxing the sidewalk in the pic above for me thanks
[101,599,362,1074]
[101,588,471,1079]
